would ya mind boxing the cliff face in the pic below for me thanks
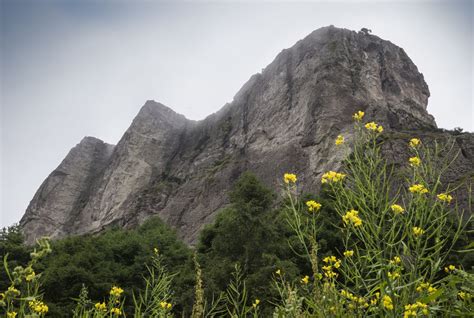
[20,26,473,245]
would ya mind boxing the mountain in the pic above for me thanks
[20,26,474,245]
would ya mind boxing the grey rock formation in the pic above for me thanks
[20,26,473,245]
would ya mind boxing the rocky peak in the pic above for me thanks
[20,26,471,245]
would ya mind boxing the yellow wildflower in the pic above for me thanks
[409,184,429,194]
[409,156,421,167]
[110,286,124,297]
[324,270,338,278]
[7,312,17,318]
[404,302,428,317]
[409,138,421,148]
[444,264,456,273]
[387,271,400,280]
[252,299,260,308]
[95,302,107,311]
[111,308,122,315]
[458,291,472,301]
[382,295,393,310]
[412,227,425,237]
[365,122,377,130]
[390,256,402,265]
[321,171,346,184]
[26,271,36,282]
[365,121,383,133]
[323,256,338,263]
[301,275,309,284]
[154,247,159,255]
[167,303,172,309]
[335,135,345,145]
[6,286,20,296]
[322,265,332,271]
[342,209,362,227]
[275,269,281,275]
[352,110,365,121]
[283,173,297,184]
[390,204,405,215]
[344,250,354,257]
[29,300,49,314]
[306,200,322,212]
[437,193,453,203]
[416,282,437,294]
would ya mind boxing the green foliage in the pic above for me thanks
[197,172,320,315]
[0,225,32,291]
[133,249,175,317]
[37,217,194,317]
[1,237,51,317]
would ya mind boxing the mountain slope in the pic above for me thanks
[20,26,473,244]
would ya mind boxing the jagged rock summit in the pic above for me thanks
[20,26,473,244]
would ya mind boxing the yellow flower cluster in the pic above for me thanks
[322,256,341,279]
[444,264,456,273]
[458,291,472,301]
[409,156,421,167]
[111,308,122,315]
[252,299,260,308]
[390,204,405,215]
[343,250,354,257]
[110,286,124,297]
[382,295,393,310]
[404,302,429,317]
[370,293,380,306]
[416,282,437,295]
[342,210,362,227]
[160,301,172,309]
[335,135,345,145]
[352,110,365,121]
[95,302,107,311]
[390,256,402,265]
[283,173,297,184]
[437,193,453,203]
[387,271,400,280]
[25,271,36,282]
[409,138,421,148]
[321,171,346,184]
[412,227,425,237]
[301,275,310,284]
[306,200,322,212]
[409,184,429,194]
[364,121,384,133]
[29,300,49,314]
[6,286,20,297]
[7,312,17,318]
[340,290,369,309]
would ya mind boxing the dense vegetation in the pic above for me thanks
[1,111,473,317]
[1,218,195,317]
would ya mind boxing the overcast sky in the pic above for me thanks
[1,0,473,228]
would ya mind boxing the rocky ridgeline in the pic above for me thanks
[20,26,474,245]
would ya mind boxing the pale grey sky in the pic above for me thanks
[1,0,473,228]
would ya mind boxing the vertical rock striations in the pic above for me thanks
[20,26,473,245]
